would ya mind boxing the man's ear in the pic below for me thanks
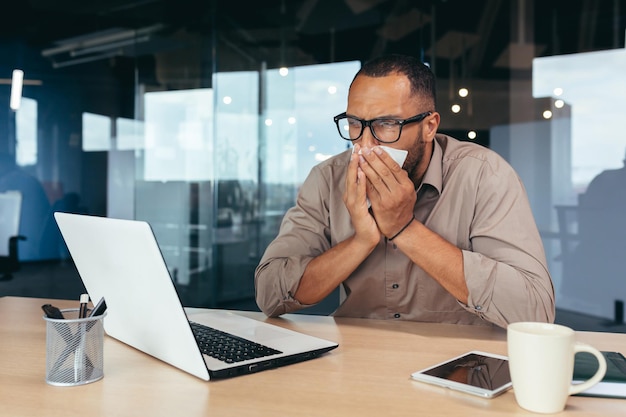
[423,112,440,142]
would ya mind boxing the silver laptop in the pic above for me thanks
[54,212,338,381]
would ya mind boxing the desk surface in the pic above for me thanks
[1,296,625,417]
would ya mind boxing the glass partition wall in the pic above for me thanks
[2,1,625,323]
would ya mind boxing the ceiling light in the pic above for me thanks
[42,25,165,57]
[543,110,553,119]
[10,69,24,111]
[41,24,166,69]
[451,104,461,113]
[458,88,469,98]
[70,35,150,57]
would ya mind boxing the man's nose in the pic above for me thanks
[356,125,379,148]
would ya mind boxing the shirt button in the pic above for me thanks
[392,283,399,289]
[394,313,401,318]
[475,305,482,311]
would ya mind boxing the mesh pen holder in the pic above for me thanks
[43,308,106,386]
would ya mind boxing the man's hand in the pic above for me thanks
[343,144,382,247]
[357,145,416,238]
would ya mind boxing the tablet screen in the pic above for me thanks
[421,352,511,390]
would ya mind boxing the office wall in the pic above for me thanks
[1,0,625,320]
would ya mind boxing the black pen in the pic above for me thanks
[79,293,89,318]
[41,304,65,320]
[86,297,106,333]
[88,297,107,317]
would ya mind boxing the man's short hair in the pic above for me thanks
[352,54,437,109]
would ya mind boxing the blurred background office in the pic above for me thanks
[0,0,625,330]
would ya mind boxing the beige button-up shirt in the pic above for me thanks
[255,134,555,328]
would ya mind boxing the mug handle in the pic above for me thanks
[568,343,607,395]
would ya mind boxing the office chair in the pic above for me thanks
[0,235,26,280]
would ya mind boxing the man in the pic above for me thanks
[255,54,554,328]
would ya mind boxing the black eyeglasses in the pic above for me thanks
[333,111,432,144]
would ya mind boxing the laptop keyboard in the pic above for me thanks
[189,321,282,364]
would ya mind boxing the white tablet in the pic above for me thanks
[411,351,512,398]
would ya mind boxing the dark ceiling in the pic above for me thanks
[3,0,624,80]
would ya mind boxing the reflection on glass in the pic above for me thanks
[533,46,626,320]
[144,89,214,181]
[15,97,37,166]
[215,71,258,182]
[260,61,359,226]
[82,113,112,151]
[533,48,626,189]
[116,117,145,151]
[292,61,360,183]
[129,62,359,306]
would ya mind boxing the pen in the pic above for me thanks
[42,304,65,320]
[86,297,106,332]
[78,293,89,318]
[42,304,74,346]
[75,293,90,381]
[76,293,89,382]
[88,297,107,318]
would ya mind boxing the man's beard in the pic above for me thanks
[404,130,428,186]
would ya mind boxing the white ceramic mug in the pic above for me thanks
[507,322,607,414]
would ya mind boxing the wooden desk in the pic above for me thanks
[1,296,624,417]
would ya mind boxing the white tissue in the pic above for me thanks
[353,145,408,207]
[379,145,408,167]
[352,145,408,167]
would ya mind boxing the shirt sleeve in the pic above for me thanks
[461,157,556,328]
[254,165,333,317]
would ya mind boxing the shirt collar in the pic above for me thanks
[420,134,443,195]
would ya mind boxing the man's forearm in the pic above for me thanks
[391,220,468,303]
[294,235,377,305]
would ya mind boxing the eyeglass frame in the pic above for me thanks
[333,111,433,144]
